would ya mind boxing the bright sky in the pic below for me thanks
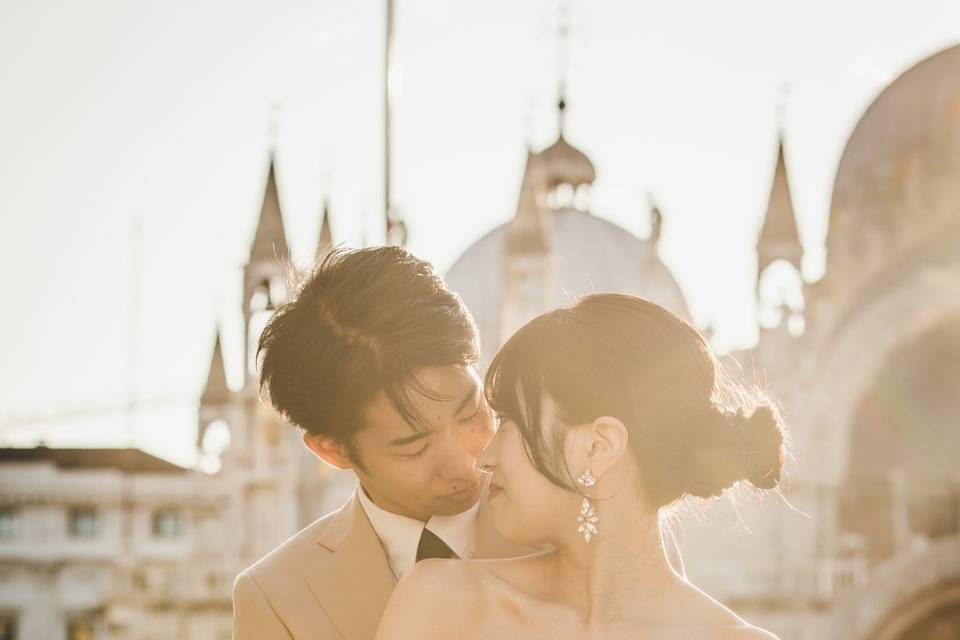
[2,0,958,467]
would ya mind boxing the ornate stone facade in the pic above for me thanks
[3,42,960,640]
[446,103,692,368]
[681,44,960,640]
[0,157,355,640]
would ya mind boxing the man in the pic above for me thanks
[232,246,529,639]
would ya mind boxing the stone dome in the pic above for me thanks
[445,208,691,366]
[828,44,960,268]
[538,135,597,189]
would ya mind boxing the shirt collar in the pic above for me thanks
[356,485,480,580]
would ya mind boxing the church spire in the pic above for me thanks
[243,152,291,384]
[555,0,571,139]
[647,192,663,248]
[757,133,803,276]
[506,151,551,254]
[249,154,290,264]
[557,95,567,137]
[201,328,230,406]
[532,2,595,196]
[316,199,333,261]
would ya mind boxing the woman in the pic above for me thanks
[376,293,785,639]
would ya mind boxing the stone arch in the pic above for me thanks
[828,535,960,640]
[805,262,960,484]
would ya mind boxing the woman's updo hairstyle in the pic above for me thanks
[485,293,787,510]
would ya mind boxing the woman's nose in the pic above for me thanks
[478,434,498,471]
[437,430,478,479]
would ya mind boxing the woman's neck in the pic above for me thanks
[546,499,682,628]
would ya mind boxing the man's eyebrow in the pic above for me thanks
[388,379,481,447]
[454,381,481,415]
[388,431,432,447]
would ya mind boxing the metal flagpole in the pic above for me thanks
[384,0,395,244]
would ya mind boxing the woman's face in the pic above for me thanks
[480,396,581,547]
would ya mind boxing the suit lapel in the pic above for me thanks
[304,489,531,640]
[306,495,397,640]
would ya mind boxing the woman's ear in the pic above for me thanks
[303,432,354,470]
[564,416,629,480]
[587,416,630,479]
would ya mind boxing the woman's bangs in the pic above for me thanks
[485,312,576,490]
[485,325,542,429]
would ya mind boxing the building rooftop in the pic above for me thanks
[0,446,187,474]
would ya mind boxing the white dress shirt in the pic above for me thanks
[357,486,479,580]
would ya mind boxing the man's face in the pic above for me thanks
[350,365,495,521]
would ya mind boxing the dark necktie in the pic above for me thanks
[415,528,458,562]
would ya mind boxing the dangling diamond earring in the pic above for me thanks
[576,470,599,543]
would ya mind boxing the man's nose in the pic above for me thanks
[438,427,484,479]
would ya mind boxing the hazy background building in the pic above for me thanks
[1,3,959,639]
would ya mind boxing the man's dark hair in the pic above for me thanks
[258,246,479,455]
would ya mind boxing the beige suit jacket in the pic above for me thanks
[233,491,529,640]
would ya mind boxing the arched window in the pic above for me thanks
[200,419,231,474]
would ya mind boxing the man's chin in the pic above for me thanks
[431,479,485,515]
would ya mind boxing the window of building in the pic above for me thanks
[0,614,17,640]
[0,508,17,539]
[206,571,223,591]
[67,507,98,538]
[151,508,183,539]
[66,618,94,640]
[132,569,147,591]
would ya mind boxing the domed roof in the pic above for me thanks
[445,209,690,366]
[828,44,960,267]
[538,135,597,189]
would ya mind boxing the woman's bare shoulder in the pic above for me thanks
[397,552,547,599]
[374,560,487,640]
[404,557,486,600]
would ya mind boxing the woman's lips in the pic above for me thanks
[487,482,504,501]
